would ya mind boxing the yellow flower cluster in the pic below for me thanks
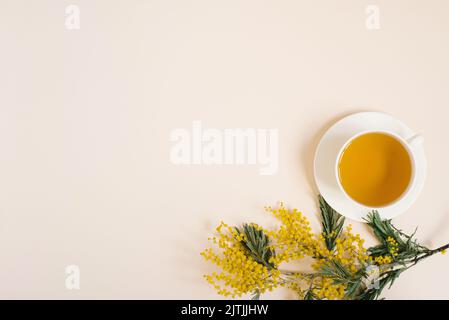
[201,221,281,298]
[332,225,369,273]
[371,237,399,265]
[387,236,399,257]
[264,203,321,265]
[312,277,346,300]
[202,204,369,300]
[374,255,393,265]
[311,225,368,275]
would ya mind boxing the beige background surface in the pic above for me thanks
[0,0,448,299]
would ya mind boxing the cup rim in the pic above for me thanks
[335,130,417,209]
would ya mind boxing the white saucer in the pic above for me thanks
[313,112,427,222]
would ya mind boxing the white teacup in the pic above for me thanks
[334,130,423,210]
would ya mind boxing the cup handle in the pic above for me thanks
[406,133,424,146]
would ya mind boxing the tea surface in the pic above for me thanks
[338,133,412,207]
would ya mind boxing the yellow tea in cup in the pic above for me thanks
[337,132,412,207]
